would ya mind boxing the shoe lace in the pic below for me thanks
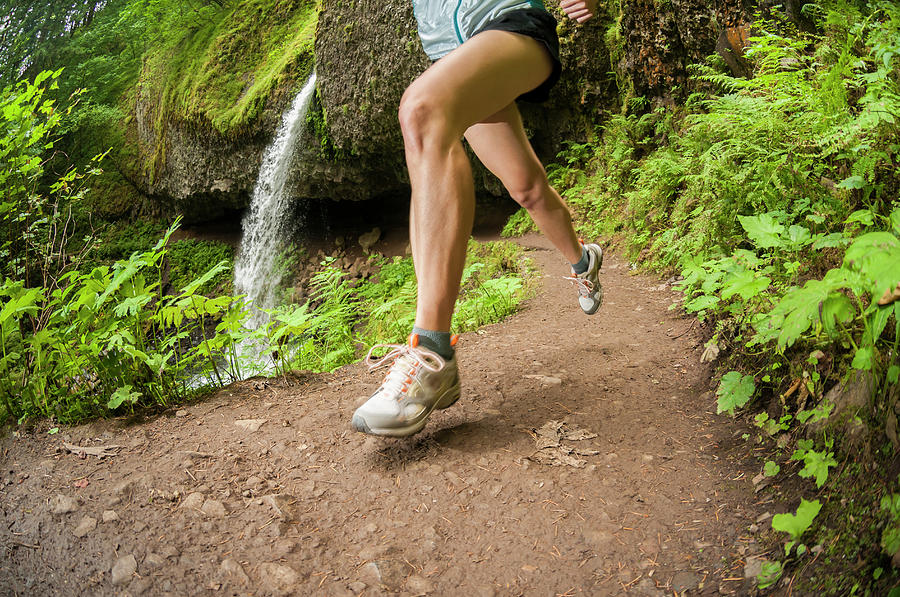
[366,343,446,396]
[564,274,594,298]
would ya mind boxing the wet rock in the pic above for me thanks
[73,516,97,538]
[200,499,228,517]
[219,558,250,586]
[102,510,119,523]
[111,554,137,586]
[258,562,300,593]
[358,228,381,252]
[50,494,79,515]
[234,419,267,432]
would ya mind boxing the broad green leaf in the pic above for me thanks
[812,232,848,250]
[838,176,867,190]
[739,213,786,249]
[684,294,719,313]
[716,371,755,415]
[107,385,141,410]
[787,225,812,247]
[721,270,771,301]
[772,499,821,540]
[851,347,873,370]
[888,365,900,385]
[819,294,854,335]
[764,461,780,476]
[844,232,900,299]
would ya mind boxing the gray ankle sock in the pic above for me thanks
[411,326,454,360]
[571,245,590,274]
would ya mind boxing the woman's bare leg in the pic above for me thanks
[464,103,582,264]
[399,30,555,333]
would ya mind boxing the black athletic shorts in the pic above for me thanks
[478,8,562,103]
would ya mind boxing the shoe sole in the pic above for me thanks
[351,383,461,438]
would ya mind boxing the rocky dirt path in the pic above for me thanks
[1,234,769,596]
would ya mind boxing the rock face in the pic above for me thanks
[129,0,757,220]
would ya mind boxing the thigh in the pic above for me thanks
[404,30,553,137]
[464,102,547,192]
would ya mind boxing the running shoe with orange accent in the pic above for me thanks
[351,336,460,437]
[566,243,604,315]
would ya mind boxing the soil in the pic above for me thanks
[1,234,771,596]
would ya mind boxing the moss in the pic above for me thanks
[138,0,319,140]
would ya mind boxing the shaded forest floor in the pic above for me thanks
[1,235,770,596]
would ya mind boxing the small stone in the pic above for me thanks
[219,558,250,586]
[672,571,700,592]
[583,529,613,548]
[406,574,433,595]
[744,556,766,579]
[50,494,78,515]
[358,227,381,252]
[102,510,119,523]
[348,581,367,594]
[144,553,165,570]
[73,516,97,537]
[200,499,228,517]
[359,562,382,584]
[642,454,654,462]
[180,492,204,511]
[175,409,188,417]
[112,479,135,496]
[128,577,152,596]
[111,554,137,586]
[258,563,299,592]
[234,419,267,432]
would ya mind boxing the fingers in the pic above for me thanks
[559,0,596,23]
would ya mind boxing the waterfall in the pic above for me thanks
[234,72,317,325]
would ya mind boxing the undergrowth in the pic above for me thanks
[504,1,900,593]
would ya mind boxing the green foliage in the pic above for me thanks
[358,240,533,347]
[880,493,900,556]
[791,439,838,488]
[166,239,234,295]
[772,498,822,541]
[757,560,784,589]
[716,371,755,415]
[764,460,781,477]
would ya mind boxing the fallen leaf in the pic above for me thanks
[878,283,900,306]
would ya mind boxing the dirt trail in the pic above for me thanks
[1,235,766,596]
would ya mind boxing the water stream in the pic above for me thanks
[234,71,317,327]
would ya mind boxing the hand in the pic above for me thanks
[559,0,597,23]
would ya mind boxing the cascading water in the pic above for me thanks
[234,72,317,326]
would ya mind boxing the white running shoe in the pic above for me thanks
[351,334,460,437]
[566,243,604,315]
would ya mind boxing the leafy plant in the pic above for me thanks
[791,439,838,488]
[716,371,755,415]
[773,498,822,554]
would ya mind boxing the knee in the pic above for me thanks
[508,177,554,212]
[398,89,450,153]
